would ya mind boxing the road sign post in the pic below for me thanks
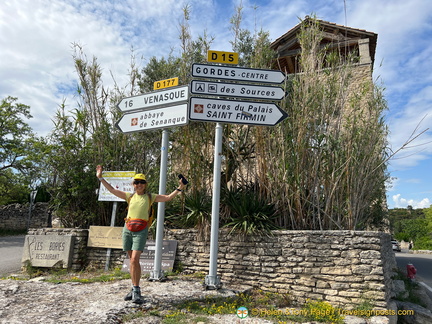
[115,104,188,133]
[191,63,285,84]
[189,97,288,126]
[190,80,286,101]
[115,84,190,281]
[154,77,179,90]
[207,50,239,65]
[191,59,288,290]
[149,128,169,281]
[117,85,188,112]
[205,122,223,289]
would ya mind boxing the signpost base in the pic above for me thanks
[205,275,222,290]
[148,269,166,282]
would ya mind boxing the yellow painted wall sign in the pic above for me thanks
[207,50,239,65]
[153,77,179,90]
[88,226,123,249]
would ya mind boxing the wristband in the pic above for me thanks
[176,188,182,192]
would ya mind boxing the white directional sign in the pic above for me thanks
[116,104,188,133]
[117,85,189,112]
[189,97,288,126]
[190,80,286,101]
[191,63,285,84]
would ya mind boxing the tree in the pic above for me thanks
[46,44,167,227]
[0,97,34,173]
[256,18,389,230]
[0,96,48,204]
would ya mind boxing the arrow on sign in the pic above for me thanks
[117,85,189,113]
[116,104,188,133]
[189,97,288,126]
[190,80,286,101]
[191,63,286,84]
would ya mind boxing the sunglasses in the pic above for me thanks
[133,180,147,185]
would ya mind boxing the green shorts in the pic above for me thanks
[122,226,149,251]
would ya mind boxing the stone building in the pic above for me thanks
[270,16,377,74]
[271,16,379,126]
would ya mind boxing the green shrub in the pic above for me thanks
[222,184,281,235]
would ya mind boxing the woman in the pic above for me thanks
[96,165,185,303]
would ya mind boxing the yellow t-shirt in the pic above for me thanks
[125,192,156,220]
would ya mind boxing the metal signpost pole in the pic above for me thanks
[27,190,37,230]
[115,82,189,281]
[105,201,118,271]
[150,128,169,281]
[205,122,223,289]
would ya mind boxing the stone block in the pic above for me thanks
[316,281,331,288]
[341,249,362,258]
[360,250,381,259]
[352,264,372,274]
[22,234,74,268]
[338,290,361,298]
[330,282,350,289]
[321,267,352,275]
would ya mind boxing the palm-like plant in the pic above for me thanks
[183,190,212,240]
[222,184,281,236]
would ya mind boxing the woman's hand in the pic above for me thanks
[96,165,103,178]
[178,178,186,191]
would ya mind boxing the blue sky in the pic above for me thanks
[1,0,431,209]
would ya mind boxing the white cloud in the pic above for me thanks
[392,194,431,209]
[387,87,432,169]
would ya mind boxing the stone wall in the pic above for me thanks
[0,203,50,230]
[24,228,397,310]
[165,229,397,310]
[26,228,126,270]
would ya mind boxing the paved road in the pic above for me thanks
[0,235,26,276]
[395,250,432,299]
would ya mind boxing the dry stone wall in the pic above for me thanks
[0,203,50,230]
[24,228,397,310]
[26,228,126,270]
[165,229,397,309]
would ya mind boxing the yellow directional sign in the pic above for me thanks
[153,77,179,90]
[207,50,238,65]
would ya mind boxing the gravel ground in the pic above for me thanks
[0,276,277,324]
[3,275,424,324]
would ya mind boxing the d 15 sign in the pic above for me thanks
[207,50,239,65]
[190,80,286,101]
[191,63,285,84]
[117,85,188,112]
[189,97,288,126]
[116,104,188,133]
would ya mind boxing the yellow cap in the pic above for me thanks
[133,173,146,180]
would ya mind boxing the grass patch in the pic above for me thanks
[163,290,344,324]
[44,268,131,284]
[351,295,374,317]
[7,263,131,284]
[392,268,426,307]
